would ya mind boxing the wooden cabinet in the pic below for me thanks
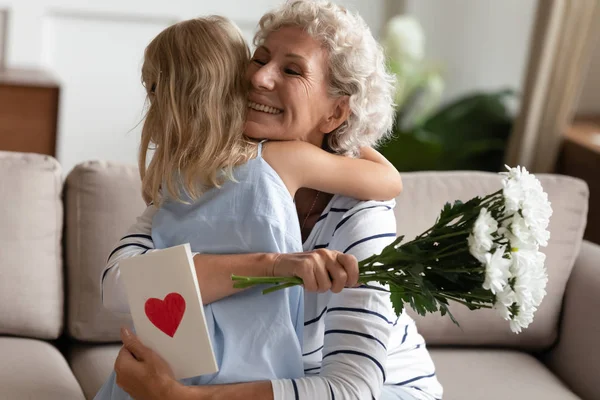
[0,68,60,157]
[557,117,600,245]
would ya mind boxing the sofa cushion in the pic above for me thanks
[0,337,85,399]
[396,172,588,350]
[69,344,120,399]
[0,151,63,339]
[65,161,145,342]
[429,348,580,400]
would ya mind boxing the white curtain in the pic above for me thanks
[0,10,7,69]
[506,0,600,172]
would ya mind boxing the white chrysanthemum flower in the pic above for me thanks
[499,214,538,251]
[501,165,530,214]
[510,250,537,306]
[501,165,544,211]
[500,165,552,248]
[510,304,536,334]
[468,208,498,263]
[504,249,548,333]
[494,285,516,321]
[482,246,511,295]
[521,190,552,247]
[527,251,548,307]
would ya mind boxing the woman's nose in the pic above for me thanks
[250,63,276,91]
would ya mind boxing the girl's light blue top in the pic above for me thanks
[94,142,304,399]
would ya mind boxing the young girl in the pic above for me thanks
[96,16,401,398]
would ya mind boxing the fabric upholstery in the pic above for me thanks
[65,161,144,341]
[69,344,121,400]
[546,240,600,400]
[395,172,589,350]
[0,337,85,399]
[0,151,64,339]
[430,348,580,400]
[0,152,595,399]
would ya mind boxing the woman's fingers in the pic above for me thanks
[336,253,359,287]
[297,260,318,292]
[283,249,359,292]
[120,327,148,362]
[327,261,347,293]
[114,347,141,389]
[313,259,333,293]
[115,346,134,371]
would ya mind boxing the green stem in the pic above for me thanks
[407,230,471,247]
[434,248,469,260]
[431,241,466,257]
[262,282,300,294]
[436,295,492,309]
[480,190,502,205]
[440,291,491,301]
[434,268,482,273]
[497,214,513,223]
[231,275,303,284]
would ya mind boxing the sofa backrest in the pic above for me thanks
[0,151,64,339]
[63,163,589,350]
[397,172,589,350]
[64,161,144,342]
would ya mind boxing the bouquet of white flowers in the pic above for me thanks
[233,166,553,333]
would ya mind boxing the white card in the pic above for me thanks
[119,243,218,380]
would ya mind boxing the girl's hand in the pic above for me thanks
[271,249,359,293]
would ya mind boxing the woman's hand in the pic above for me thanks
[271,249,359,293]
[115,327,187,400]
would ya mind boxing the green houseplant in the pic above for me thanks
[378,16,515,172]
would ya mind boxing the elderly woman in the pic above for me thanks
[102,2,443,400]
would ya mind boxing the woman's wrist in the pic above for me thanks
[170,383,208,400]
[162,379,185,400]
[269,253,283,277]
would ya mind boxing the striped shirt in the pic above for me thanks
[101,197,443,400]
[271,196,442,400]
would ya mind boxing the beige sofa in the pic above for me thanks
[1,150,598,400]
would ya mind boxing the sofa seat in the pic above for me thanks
[0,337,85,400]
[430,348,580,400]
[68,345,583,400]
[69,343,121,399]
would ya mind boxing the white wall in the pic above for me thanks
[401,0,600,115]
[2,0,564,172]
[404,0,538,105]
[0,9,6,67]
[0,0,390,175]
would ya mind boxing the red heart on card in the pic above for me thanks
[144,293,186,337]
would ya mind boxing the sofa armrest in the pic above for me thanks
[546,240,600,400]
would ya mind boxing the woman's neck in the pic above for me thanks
[296,188,333,242]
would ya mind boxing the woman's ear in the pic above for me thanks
[320,96,350,134]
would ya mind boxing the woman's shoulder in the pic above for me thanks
[306,195,396,249]
[327,196,396,219]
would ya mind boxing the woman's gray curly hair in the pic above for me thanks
[254,0,396,157]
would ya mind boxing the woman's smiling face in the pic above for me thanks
[245,26,347,147]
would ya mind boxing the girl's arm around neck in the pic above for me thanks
[262,141,402,201]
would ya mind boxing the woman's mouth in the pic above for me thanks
[248,101,283,115]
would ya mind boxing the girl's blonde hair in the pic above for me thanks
[140,16,256,205]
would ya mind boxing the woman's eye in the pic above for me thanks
[285,68,301,76]
[252,58,266,66]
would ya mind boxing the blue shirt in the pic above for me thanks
[152,142,304,385]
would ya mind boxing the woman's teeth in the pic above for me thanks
[248,101,282,115]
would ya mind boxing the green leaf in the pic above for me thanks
[379,88,517,172]
[378,130,444,172]
[439,304,459,326]
[389,284,407,317]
